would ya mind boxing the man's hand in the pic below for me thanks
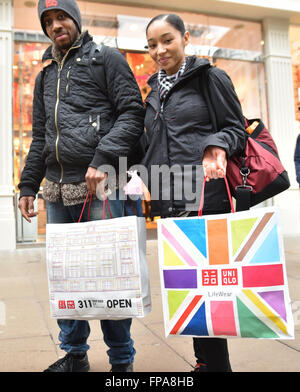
[18,196,38,223]
[85,167,107,199]
[202,146,227,181]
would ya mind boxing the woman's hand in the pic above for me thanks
[202,146,227,181]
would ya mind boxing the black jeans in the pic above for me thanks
[193,337,232,372]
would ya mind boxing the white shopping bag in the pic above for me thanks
[46,214,151,320]
[157,178,294,339]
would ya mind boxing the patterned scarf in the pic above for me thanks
[158,58,186,102]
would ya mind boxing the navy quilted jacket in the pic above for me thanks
[18,32,145,198]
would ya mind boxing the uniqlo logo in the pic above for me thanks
[58,300,66,309]
[46,0,58,8]
[221,269,238,285]
[67,301,75,309]
[202,269,218,286]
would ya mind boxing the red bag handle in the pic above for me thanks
[198,176,235,217]
[103,198,113,220]
[78,192,113,222]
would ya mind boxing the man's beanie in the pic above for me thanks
[38,0,82,36]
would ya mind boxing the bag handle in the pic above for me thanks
[78,192,113,222]
[103,198,113,220]
[198,176,235,216]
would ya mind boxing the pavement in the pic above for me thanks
[0,229,299,373]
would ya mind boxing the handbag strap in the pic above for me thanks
[235,186,252,212]
[198,176,235,216]
[78,192,113,222]
[199,69,252,212]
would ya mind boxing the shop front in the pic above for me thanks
[1,0,299,249]
[12,0,267,243]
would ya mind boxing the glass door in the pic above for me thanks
[13,41,48,242]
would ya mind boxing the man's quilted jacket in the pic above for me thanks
[18,32,145,198]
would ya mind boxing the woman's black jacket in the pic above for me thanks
[143,56,246,217]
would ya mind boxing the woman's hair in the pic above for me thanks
[146,14,186,36]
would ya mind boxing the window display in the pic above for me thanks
[125,52,158,101]
[13,42,49,239]
[13,42,48,189]
[290,25,300,127]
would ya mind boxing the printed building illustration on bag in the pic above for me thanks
[46,215,151,320]
[157,208,294,339]
[47,221,140,294]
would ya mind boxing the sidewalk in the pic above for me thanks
[0,233,299,372]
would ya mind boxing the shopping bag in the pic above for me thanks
[157,177,294,339]
[46,196,151,320]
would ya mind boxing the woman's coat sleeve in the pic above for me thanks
[202,66,247,158]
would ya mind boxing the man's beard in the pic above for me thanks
[55,32,79,53]
[55,36,71,52]
[52,31,80,61]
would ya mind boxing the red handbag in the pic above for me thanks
[226,118,290,210]
[200,70,290,211]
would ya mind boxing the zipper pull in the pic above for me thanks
[96,115,100,131]
[154,111,159,120]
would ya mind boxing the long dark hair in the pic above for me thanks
[146,14,186,36]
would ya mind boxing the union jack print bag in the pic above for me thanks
[157,178,294,339]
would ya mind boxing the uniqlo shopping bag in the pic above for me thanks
[46,198,151,320]
[157,178,294,339]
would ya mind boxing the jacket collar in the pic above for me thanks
[147,56,211,90]
[42,30,93,63]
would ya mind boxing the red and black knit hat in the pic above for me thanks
[38,0,82,36]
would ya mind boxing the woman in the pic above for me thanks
[143,14,247,372]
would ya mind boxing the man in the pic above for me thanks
[18,0,145,372]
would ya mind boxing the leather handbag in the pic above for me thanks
[200,70,290,211]
[226,118,290,210]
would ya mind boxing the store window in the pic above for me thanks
[213,59,267,121]
[13,0,265,242]
[13,42,48,189]
[14,0,263,53]
[126,52,158,100]
[13,42,49,241]
[290,25,300,130]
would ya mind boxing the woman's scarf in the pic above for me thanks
[157,58,186,102]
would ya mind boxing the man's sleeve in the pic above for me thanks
[88,48,145,169]
[18,71,47,198]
